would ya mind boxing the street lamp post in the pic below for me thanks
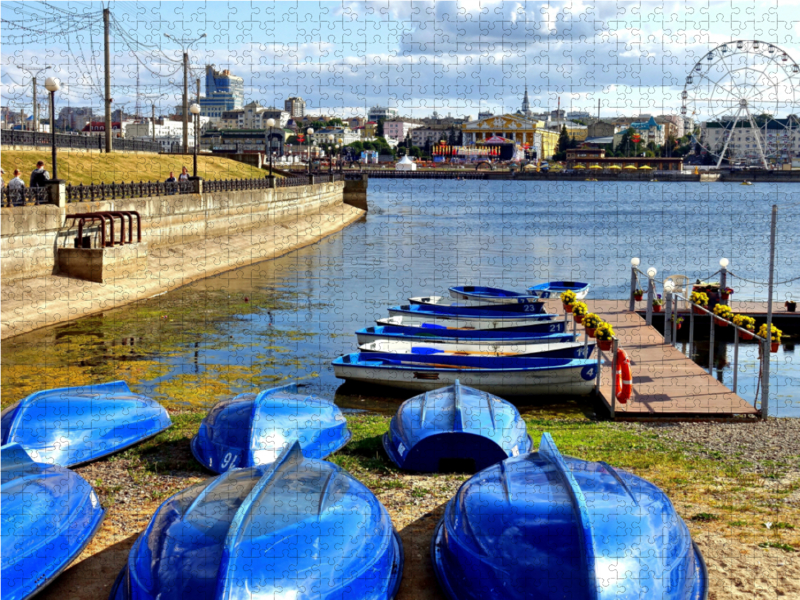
[307,128,314,175]
[163,32,206,154]
[190,103,201,177]
[45,77,60,180]
[266,118,275,175]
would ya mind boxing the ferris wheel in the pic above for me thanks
[682,40,800,169]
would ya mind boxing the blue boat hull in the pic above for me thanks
[527,281,591,299]
[190,383,351,473]
[383,382,532,472]
[389,302,547,318]
[448,286,540,304]
[356,322,569,345]
[431,434,708,600]
[2,444,105,600]
[110,443,403,600]
[1,381,171,467]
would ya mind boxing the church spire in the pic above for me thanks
[521,84,531,116]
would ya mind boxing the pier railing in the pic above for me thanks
[665,292,770,414]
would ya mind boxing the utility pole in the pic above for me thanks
[16,64,51,133]
[196,77,201,153]
[164,33,206,155]
[104,7,112,152]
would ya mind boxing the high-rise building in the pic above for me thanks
[199,66,244,119]
[284,97,306,118]
[368,106,398,122]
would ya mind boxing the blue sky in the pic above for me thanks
[2,0,800,120]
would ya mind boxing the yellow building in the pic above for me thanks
[461,114,559,159]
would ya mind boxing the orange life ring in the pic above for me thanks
[615,349,633,403]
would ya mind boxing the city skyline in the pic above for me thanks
[2,0,799,122]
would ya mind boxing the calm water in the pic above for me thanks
[2,180,798,416]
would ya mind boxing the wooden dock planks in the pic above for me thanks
[544,299,760,419]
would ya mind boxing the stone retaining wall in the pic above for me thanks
[1,181,346,282]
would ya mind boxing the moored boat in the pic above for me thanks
[389,302,547,317]
[0,381,171,468]
[191,383,350,473]
[527,281,591,299]
[110,442,404,600]
[356,322,569,345]
[432,433,708,600]
[409,295,541,307]
[360,338,594,359]
[448,285,540,304]
[2,443,105,600]
[332,352,598,395]
[383,381,532,472]
[376,315,563,331]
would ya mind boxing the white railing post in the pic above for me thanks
[645,267,656,325]
[719,257,729,306]
[664,291,673,344]
[709,310,715,375]
[629,257,640,311]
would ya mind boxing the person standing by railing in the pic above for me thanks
[8,169,26,206]
[29,161,50,204]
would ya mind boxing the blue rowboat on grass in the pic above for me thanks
[356,322,570,345]
[190,382,351,473]
[0,381,171,468]
[332,352,598,396]
[527,281,591,299]
[448,285,541,304]
[431,433,708,600]
[383,380,532,472]
[110,442,404,600]
[2,443,105,600]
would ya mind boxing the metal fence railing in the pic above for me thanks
[1,128,161,153]
[1,186,50,207]
[65,180,196,202]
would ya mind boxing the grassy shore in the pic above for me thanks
[0,150,268,185]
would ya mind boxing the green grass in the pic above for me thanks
[1,150,270,185]
[758,542,796,552]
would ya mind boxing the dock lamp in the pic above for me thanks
[45,77,60,180]
[647,267,657,278]
[719,258,730,304]
[664,279,676,343]
[307,128,314,174]
[190,103,201,177]
[629,257,641,311]
[266,118,276,174]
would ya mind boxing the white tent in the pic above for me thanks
[396,155,417,171]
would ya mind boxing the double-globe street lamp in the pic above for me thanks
[44,77,60,180]
[190,103,201,177]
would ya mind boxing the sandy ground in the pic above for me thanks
[37,450,797,600]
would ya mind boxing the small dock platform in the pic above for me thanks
[544,299,760,420]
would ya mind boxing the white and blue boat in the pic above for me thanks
[359,339,594,359]
[409,295,541,308]
[377,314,557,330]
[527,281,591,299]
[356,323,570,345]
[448,286,540,304]
[383,381,533,473]
[332,352,598,395]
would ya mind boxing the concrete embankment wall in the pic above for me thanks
[1,181,350,282]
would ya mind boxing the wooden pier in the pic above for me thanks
[544,299,761,420]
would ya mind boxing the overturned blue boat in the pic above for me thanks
[432,433,708,600]
[111,442,403,600]
[448,285,540,304]
[0,381,171,468]
[356,321,569,345]
[191,382,351,473]
[2,443,105,600]
[527,280,591,299]
[384,381,532,472]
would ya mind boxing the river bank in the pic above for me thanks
[32,408,800,600]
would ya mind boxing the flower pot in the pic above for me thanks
[574,313,584,324]
[564,303,574,313]
[714,317,729,327]
[634,294,643,301]
[772,342,780,353]
[598,339,613,351]
[787,302,797,312]
[652,304,662,313]
[693,305,705,315]
[586,327,597,338]
[739,330,754,341]
[674,323,682,330]
[721,293,730,300]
